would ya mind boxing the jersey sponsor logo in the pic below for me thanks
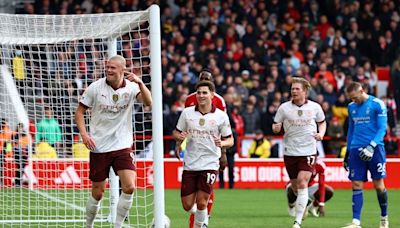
[54,166,81,184]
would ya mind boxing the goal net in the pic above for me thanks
[0,5,165,228]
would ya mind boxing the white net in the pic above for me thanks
[0,8,160,228]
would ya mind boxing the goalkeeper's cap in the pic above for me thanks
[199,69,213,81]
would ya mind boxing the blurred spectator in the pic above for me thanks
[0,119,13,186]
[381,96,397,137]
[314,63,336,90]
[35,107,62,156]
[241,100,260,135]
[332,94,349,125]
[261,99,280,136]
[164,104,181,155]
[321,101,333,123]
[72,135,90,159]
[392,58,400,120]
[247,129,271,158]
[12,50,26,98]
[326,117,344,156]
[230,105,244,138]
[219,109,237,189]
[34,138,57,159]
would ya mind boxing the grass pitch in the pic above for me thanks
[1,188,398,227]
[166,189,400,228]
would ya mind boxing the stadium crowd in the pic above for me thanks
[10,0,400,158]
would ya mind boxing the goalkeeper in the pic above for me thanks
[342,82,388,228]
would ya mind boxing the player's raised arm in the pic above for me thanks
[125,72,152,106]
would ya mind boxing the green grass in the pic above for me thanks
[0,188,399,227]
[165,189,400,228]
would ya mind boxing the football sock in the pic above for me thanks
[352,219,361,226]
[189,204,197,214]
[287,186,297,205]
[194,208,207,228]
[352,189,363,221]
[207,191,215,215]
[115,192,134,228]
[86,196,101,228]
[189,204,197,228]
[377,189,388,217]
[295,188,308,224]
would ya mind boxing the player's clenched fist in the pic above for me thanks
[124,71,143,84]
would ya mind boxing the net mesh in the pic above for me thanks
[0,10,155,227]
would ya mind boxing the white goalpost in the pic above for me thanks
[0,5,165,228]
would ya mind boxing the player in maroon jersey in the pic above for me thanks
[286,158,334,217]
[183,69,227,228]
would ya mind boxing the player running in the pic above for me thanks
[286,158,334,218]
[183,69,227,228]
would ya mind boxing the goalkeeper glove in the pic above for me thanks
[358,144,375,161]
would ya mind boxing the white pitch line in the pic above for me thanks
[32,190,133,228]
[33,189,86,212]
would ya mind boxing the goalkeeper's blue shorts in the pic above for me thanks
[348,145,386,181]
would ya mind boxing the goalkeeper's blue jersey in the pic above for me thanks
[347,95,387,150]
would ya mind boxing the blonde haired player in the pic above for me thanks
[174,80,233,228]
[273,77,326,228]
[75,55,152,228]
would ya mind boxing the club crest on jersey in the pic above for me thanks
[199,118,205,126]
[298,110,303,116]
[112,94,119,102]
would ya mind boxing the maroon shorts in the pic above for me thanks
[284,155,316,180]
[181,170,218,197]
[89,148,136,182]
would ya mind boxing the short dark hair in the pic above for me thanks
[199,69,213,81]
[195,80,215,92]
[345,82,362,94]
